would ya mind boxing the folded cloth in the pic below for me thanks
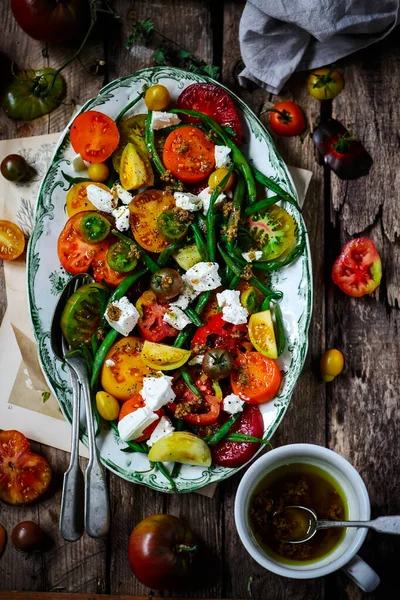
[239,0,400,94]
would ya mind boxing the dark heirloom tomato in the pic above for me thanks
[212,405,264,468]
[70,111,120,163]
[61,283,108,348]
[202,348,234,380]
[12,521,45,552]
[1,154,29,182]
[150,268,183,300]
[332,237,382,297]
[177,83,243,144]
[11,0,86,43]
[136,291,178,342]
[128,514,199,590]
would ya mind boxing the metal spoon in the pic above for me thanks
[280,506,400,544]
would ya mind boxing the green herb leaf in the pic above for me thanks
[126,17,154,50]
[42,391,50,403]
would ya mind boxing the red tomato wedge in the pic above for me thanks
[162,126,215,183]
[332,237,382,297]
[136,291,178,342]
[70,110,119,163]
[177,83,243,144]
[231,352,282,403]
[211,405,263,468]
[118,394,164,442]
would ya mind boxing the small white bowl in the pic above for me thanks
[234,444,371,580]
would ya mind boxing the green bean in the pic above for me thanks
[206,164,234,261]
[228,275,241,290]
[90,328,119,390]
[115,91,144,122]
[204,413,242,446]
[171,419,184,478]
[141,251,160,274]
[252,235,306,271]
[181,369,204,399]
[191,220,208,261]
[226,173,245,252]
[157,461,177,491]
[91,333,99,356]
[243,195,280,216]
[145,110,166,176]
[107,268,148,307]
[110,421,149,454]
[158,240,185,266]
[224,434,272,447]
[252,167,300,210]
[271,301,286,356]
[184,307,204,327]
[173,290,211,348]
[170,108,257,204]
[194,290,213,314]
[81,345,93,375]
[173,327,193,349]
[217,243,243,278]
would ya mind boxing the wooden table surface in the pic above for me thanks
[1,2,399,598]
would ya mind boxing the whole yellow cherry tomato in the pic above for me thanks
[208,168,235,191]
[320,349,344,382]
[145,85,170,111]
[88,162,110,183]
[96,391,120,421]
[307,67,344,101]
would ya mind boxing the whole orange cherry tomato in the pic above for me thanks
[267,101,305,137]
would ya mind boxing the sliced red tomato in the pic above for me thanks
[170,376,220,426]
[162,126,215,183]
[118,393,164,442]
[191,313,250,356]
[211,405,264,468]
[136,290,178,342]
[332,237,382,297]
[70,110,120,163]
[91,241,128,287]
[177,83,243,144]
[231,352,282,404]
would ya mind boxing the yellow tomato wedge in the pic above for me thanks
[101,336,151,401]
[141,340,191,370]
[248,310,278,359]
[148,432,212,467]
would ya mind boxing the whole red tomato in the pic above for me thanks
[267,101,305,136]
[11,0,87,43]
[128,514,199,590]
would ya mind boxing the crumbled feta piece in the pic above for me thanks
[87,184,117,213]
[112,183,133,205]
[73,155,87,172]
[188,354,204,366]
[198,186,226,215]
[217,289,249,325]
[223,393,245,414]
[146,416,175,447]
[118,406,159,442]
[151,111,181,130]
[105,359,115,368]
[105,297,140,336]
[141,374,176,411]
[163,306,192,330]
[184,262,222,293]
[170,283,199,309]
[242,250,263,262]
[215,145,231,168]
[174,192,202,212]
[112,205,130,231]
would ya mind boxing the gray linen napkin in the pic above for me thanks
[239,0,400,94]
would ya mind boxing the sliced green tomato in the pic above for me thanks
[157,210,189,242]
[244,205,296,262]
[248,310,278,359]
[107,240,138,273]
[61,283,108,349]
[240,286,263,314]
[79,213,111,243]
[148,432,212,466]
[140,340,191,370]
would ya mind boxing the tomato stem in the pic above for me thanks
[312,63,337,88]
[332,134,356,154]
[177,544,197,553]
[260,108,292,124]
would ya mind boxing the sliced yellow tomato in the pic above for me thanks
[129,189,175,253]
[96,391,120,421]
[248,310,278,359]
[100,336,152,402]
[66,181,110,217]
[148,432,212,467]
[141,341,191,370]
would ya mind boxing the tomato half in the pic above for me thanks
[101,337,152,402]
[268,101,305,137]
[118,393,164,441]
[0,220,25,260]
[66,181,105,217]
[129,189,175,253]
[231,352,282,404]
[211,405,264,468]
[191,313,250,356]
[162,126,215,183]
[136,291,178,342]
[61,283,108,349]
[243,205,296,262]
[332,237,382,297]
[70,110,120,163]
[177,83,243,144]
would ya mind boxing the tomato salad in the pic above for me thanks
[56,82,305,489]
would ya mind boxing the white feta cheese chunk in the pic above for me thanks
[188,354,204,366]
[146,416,175,447]
[112,183,133,205]
[223,393,245,415]
[163,306,192,330]
[87,184,116,213]
[118,406,159,442]
[141,374,176,411]
[105,296,140,336]
[105,359,115,368]
[72,155,87,172]
[174,192,202,212]
[112,205,130,231]
[184,262,222,293]
[215,145,231,168]
[217,289,249,325]
[198,186,226,215]
[170,283,199,310]
[151,111,181,130]
[242,250,263,262]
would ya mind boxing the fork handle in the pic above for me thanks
[60,369,84,542]
[81,378,110,538]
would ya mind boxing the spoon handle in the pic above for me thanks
[317,516,400,535]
